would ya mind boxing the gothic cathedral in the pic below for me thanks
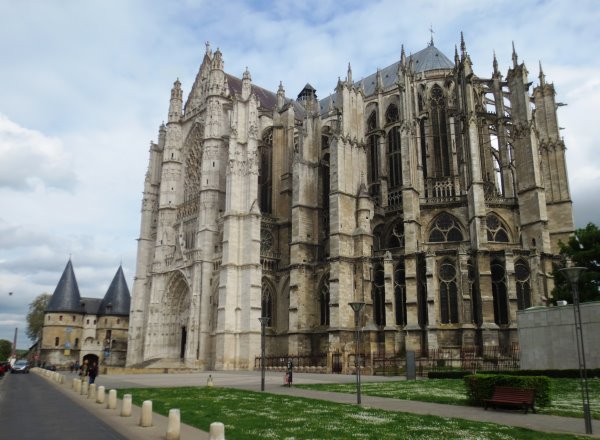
[127,35,575,371]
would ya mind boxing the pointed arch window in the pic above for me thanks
[321,153,330,238]
[515,259,532,310]
[486,214,510,242]
[430,84,450,177]
[261,279,274,327]
[319,275,330,326]
[387,220,405,249]
[439,259,459,324]
[373,264,386,326]
[491,259,509,325]
[467,258,482,325]
[394,262,407,326]
[258,128,273,214]
[428,213,463,242]
[385,104,399,124]
[387,127,402,189]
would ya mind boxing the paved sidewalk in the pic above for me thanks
[38,369,600,439]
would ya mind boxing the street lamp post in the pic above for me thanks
[560,267,593,435]
[258,316,270,392]
[349,301,365,405]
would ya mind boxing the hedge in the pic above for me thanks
[464,374,552,407]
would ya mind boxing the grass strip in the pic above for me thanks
[296,378,600,419]
[117,386,587,440]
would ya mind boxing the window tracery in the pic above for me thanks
[515,259,532,310]
[258,128,273,213]
[387,220,405,249]
[439,259,459,323]
[491,259,509,325]
[373,264,386,326]
[385,104,399,124]
[486,214,510,243]
[394,263,407,326]
[428,213,463,242]
[261,279,274,326]
[319,275,330,326]
[387,127,402,189]
[430,84,450,177]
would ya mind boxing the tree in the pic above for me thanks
[26,293,51,342]
[552,223,600,304]
[0,339,11,361]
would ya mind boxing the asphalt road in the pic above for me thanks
[0,372,128,440]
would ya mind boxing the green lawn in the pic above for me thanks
[117,386,588,440]
[296,378,600,419]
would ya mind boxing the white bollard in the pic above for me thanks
[72,378,77,389]
[88,384,96,400]
[107,389,117,410]
[81,380,89,395]
[121,394,132,417]
[209,422,225,440]
[140,400,153,427]
[96,386,106,404]
[60,374,65,384]
[165,408,181,440]
[74,379,82,394]
[207,375,214,387]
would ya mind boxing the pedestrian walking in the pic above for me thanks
[88,362,98,384]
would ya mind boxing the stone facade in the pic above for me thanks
[41,261,131,368]
[127,36,574,371]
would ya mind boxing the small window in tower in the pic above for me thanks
[117,319,120,324]
[87,319,90,324]
[105,319,107,325]
[59,315,63,321]
[54,337,59,347]
[74,338,79,348]
[72,315,76,322]
[93,320,96,324]
[47,316,51,321]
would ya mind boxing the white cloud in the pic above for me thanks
[0,115,77,191]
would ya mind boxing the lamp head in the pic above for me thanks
[560,267,587,284]
[349,301,365,313]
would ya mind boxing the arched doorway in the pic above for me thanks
[82,353,99,368]
[164,271,192,360]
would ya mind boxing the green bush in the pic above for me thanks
[464,374,552,407]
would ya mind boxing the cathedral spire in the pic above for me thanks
[277,80,285,110]
[512,41,519,67]
[454,45,460,65]
[168,78,183,122]
[347,62,353,85]
[429,24,435,47]
[493,50,499,77]
[538,61,546,86]
[242,66,252,99]
[460,31,467,59]
[400,44,407,67]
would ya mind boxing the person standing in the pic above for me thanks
[88,362,98,384]
[286,358,293,387]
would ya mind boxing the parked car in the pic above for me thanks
[11,360,29,374]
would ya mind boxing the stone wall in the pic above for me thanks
[517,302,600,369]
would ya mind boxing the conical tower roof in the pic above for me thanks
[46,260,83,313]
[98,266,131,316]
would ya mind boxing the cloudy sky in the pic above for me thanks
[1,0,599,348]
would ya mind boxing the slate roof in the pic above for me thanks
[46,260,83,313]
[225,73,306,118]
[80,298,102,315]
[319,43,454,114]
[98,265,131,316]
